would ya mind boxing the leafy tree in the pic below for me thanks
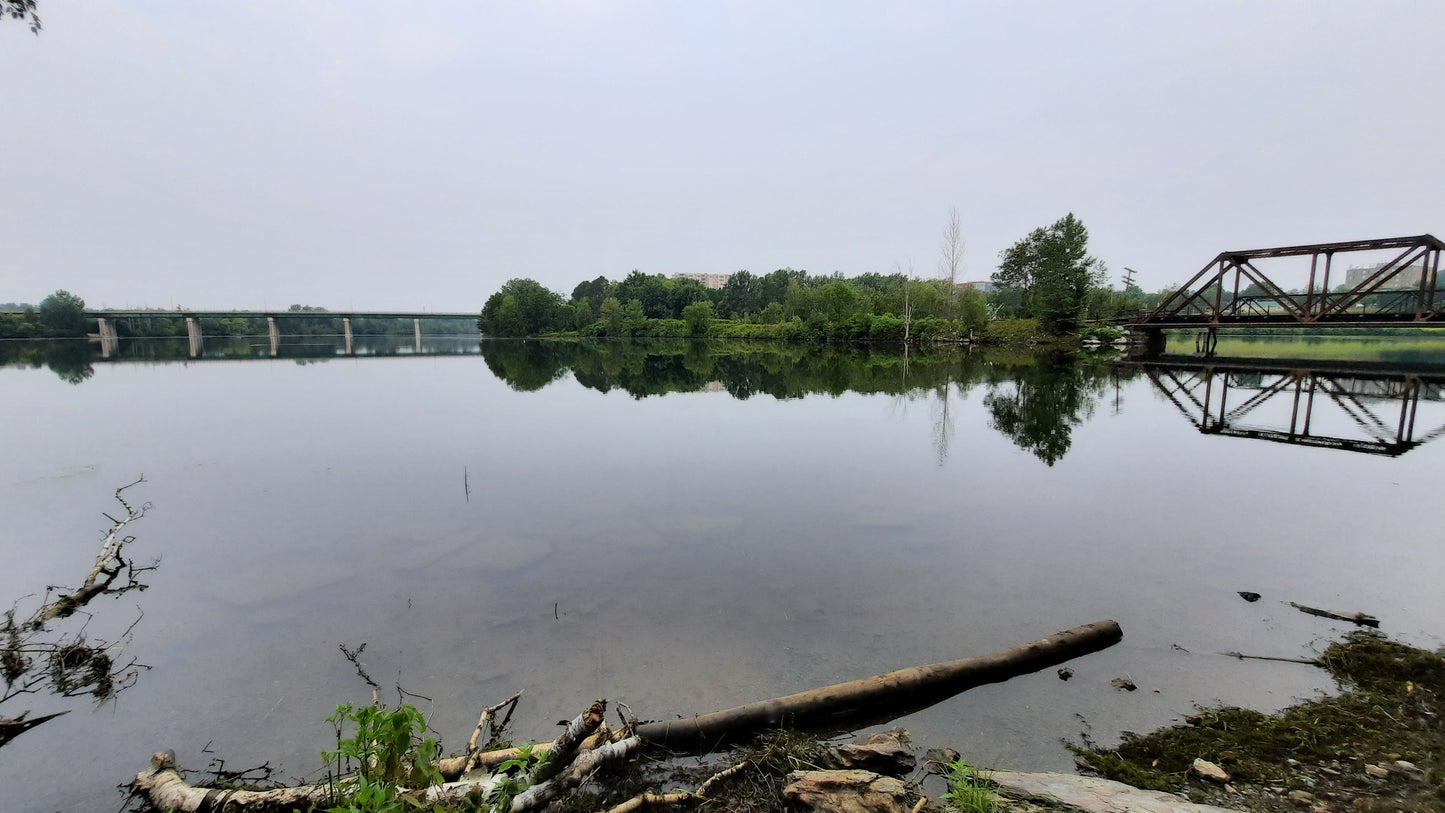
[759,268,808,306]
[958,287,988,333]
[682,300,714,336]
[722,270,762,317]
[479,278,564,336]
[598,297,624,336]
[573,298,594,331]
[818,281,860,323]
[667,277,708,317]
[38,290,86,337]
[613,271,673,319]
[494,295,523,336]
[622,299,646,335]
[571,276,610,312]
[993,213,1103,332]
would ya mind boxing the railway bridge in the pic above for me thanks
[1130,234,1443,352]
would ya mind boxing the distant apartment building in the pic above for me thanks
[958,280,997,293]
[1343,262,1427,290]
[672,272,733,290]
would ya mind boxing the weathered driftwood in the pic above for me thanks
[528,700,604,785]
[133,750,335,813]
[462,690,524,776]
[1288,602,1380,628]
[635,619,1123,750]
[39,475,151,622]
[603,789,699,813]
[133,737,645,813]
[133,620,1122,811]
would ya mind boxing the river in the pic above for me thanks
[2,335,1442,812]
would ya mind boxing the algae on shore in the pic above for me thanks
[1076,632,1444,812]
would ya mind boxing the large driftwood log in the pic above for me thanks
[133,620,1122,811]
[635,620,1123,750]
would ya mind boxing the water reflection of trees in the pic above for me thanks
[0,340,95,384]
[983,356,1118,466]
[480,339,1136,465]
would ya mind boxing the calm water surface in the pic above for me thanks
[2,336,1443,812]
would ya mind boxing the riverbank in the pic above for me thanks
[1073,631,1443,813]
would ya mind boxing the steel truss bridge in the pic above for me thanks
[1135,358,1445,457]
[1132,235,1445,335]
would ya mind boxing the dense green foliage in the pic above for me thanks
[479,269,994,341]
[993,213,1106,332]
[324,703,445,812]
[1,290,89,338]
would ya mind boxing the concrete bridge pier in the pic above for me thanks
[414,317,422,352]
[267,316,280,356]
[95,317,119,358]
[343,317,353,354]
[185,317,203,357]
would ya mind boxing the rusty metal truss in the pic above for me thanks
[1138,359,1445,456]
[1137,235,1445,327]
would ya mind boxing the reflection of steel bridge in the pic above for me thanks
[1135,358,1445,457]
[1131,236,1444,344]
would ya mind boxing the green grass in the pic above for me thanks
[941,759,997,813]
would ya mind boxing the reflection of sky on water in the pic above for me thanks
[2,341,1443,812]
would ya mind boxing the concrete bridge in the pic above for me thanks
[87,309,478,357]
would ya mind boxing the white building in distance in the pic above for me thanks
[1343,262,1426,290]
[672,272,733,290]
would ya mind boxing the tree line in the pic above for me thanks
[479,213,1164,341]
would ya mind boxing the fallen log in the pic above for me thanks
[635,619,1122,750]
[133,620,1121,810]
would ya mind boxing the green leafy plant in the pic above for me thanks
[323,702,445,812]
[941,759,996,813]
[1080,325,1124,342]
[485,743,550,813]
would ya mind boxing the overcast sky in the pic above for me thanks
[2,1,1442,311]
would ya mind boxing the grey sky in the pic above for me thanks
[2,1,1442,311]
